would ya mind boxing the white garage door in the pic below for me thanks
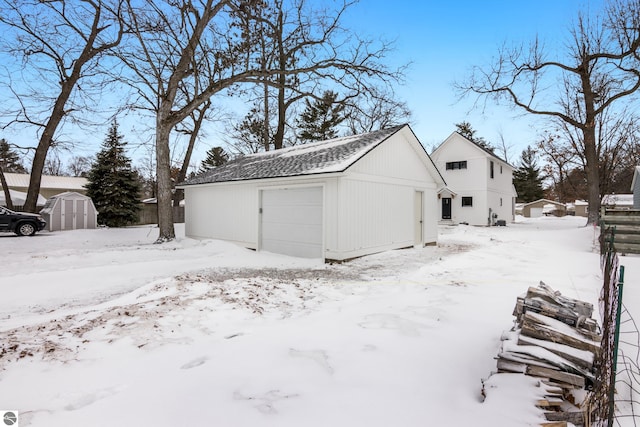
[530,207,543,218]
[260,187,323,259]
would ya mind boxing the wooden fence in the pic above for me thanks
[600,208,640,255]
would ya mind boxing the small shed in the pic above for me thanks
[178,125,446,261]
[40,191,98,231]
[522,199,566,218]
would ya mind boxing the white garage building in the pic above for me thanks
[179,125,446,261]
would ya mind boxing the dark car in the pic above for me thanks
[0,206,47,236]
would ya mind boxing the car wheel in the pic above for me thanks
[16,222,36,236]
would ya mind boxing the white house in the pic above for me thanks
[631,166,640,209]
[178,124,446,261]
[430,132,516,226]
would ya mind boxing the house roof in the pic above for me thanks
[601,194,633,206]
[0,189,47,206]
[522,198,565,208]
[182,124,442,186]
[2,173,88,190]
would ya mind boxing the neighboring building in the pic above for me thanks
[39,191,98,231]
[631,166,640,209]
[601,194,634,210]
[522,199,566,218]
[2,173,88,200]
[430,132,516,226]
[566,200,588,217]
[0,189,47,208]
[178,125,445,261]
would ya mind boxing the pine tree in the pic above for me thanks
[513,146,545,203]
[0,139,27,173]
[297,91,345,143]
[455,121,494,152]
[200,146,229,172]
[86,120,141,227]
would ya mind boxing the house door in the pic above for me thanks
[442,197,452,219]
[414,191,424,247]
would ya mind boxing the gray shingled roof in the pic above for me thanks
[181,125,406,186]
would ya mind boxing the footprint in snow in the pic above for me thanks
[180,356,208,370]
[64,385,127,411]
[289,348,334,374]
[358,313,426,337]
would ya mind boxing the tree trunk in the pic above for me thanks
[155,116,175,242]
[584,126,600,225]
[0,166,14,210]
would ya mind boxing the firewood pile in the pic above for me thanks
[497,282,601,427]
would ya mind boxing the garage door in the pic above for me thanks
[530,207,543,218]
[260,187,323,259]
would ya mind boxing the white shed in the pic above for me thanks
[178,125,446,261]
[39,191,98,231]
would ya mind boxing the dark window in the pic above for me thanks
[490,161,494,179]
[446,161,467,170]
[462,197,473,207]
[500,165,503,174]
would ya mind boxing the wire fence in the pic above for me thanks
[586,225,638,426]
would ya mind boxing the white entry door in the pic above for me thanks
[260,187,323,259]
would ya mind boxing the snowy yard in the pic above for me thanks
[1,216,638,426]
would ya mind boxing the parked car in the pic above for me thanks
[0,206,47,236]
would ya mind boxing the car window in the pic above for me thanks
[0,207,6,215]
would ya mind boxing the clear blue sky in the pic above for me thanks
[343,0,605,163]
[2,0,607,170]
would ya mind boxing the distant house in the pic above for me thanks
[522,199,566,218]
[430,132,516,226]
[2,173,88,201]
[567,200,588,217]
[632,166,640,209]
[178,125,445,261]
[601,194,633,210]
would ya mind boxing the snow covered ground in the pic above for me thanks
[1,216,638,426]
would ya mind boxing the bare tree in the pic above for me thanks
[231,0,407,151]
[119,0,407,242]
[0,0,126,212]
[456,2,640,224]
[344,86,412,135]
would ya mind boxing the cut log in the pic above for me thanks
[540,422,567,427]
[544,411,585,424]
[536,282,594,317]
[527,365,585,389]
[521,312,601,354]
[536,397,564,408]
[496,358,527,374]
[501,340,595,381]
[517,297,598,333]
[518,334,594,370]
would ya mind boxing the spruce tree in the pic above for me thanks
[86,120,141,227]
[200,146,229,172]
[513,146,545,203]
[455,121,494,152]
[297,91,345,143]
[0,139,27,173]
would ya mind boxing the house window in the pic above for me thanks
[462,197,473,207]
[500,165,503,174]
[490,161,494,179]
[500,198,503,206]
[446,161,467,170]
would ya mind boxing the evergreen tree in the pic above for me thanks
[455,121,494,152]
[0,139,27,173]
[200,146,229,172]
[297,91,345,143]
[513,146,545,203]
[86,120,141,227]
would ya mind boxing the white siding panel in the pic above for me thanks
[185,184,257,247]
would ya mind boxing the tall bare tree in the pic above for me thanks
[456,1,640,224]
[0,0,126,212]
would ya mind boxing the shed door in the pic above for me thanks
[260,187,323,259]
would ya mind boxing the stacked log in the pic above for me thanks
[496,282,601,426]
